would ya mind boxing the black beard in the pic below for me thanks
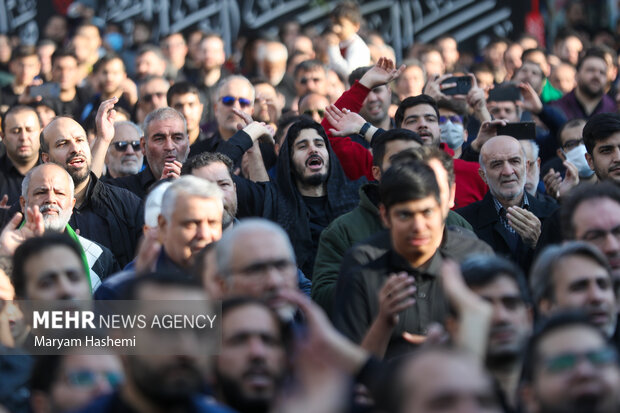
[486,352,521,369]
[579,82,604,99]
[67,167,90,185]
[292,163,328,188]
[214,369,272,413]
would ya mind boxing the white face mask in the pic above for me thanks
[440,121,464,150]
[565,144,594,178]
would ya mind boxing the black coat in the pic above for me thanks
[456,191,557,272]
[234,130,364,276]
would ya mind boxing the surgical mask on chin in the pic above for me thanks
[440,121,465,150]
[565,144,595,178]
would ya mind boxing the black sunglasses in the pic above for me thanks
[113,140,141,152]
[303,109,325,118]
[220,95,252,108]
[143,92,166,104]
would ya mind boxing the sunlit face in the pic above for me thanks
[42,117,92,186]
[200,36,226,71]
[400,104,440,146]
[192,162,238,228]
[10,55,40,86]
[550,63,577,94]
[295,67,327,97]
[214,78,255,136]
[479,136,527,203]
[586,131,620,185]
[159,195,223,269]
[396,66,425,100]
[360,85,391,125]
[2,108,41,165]
[105,123,144,178]
[170,92,203,134]
[22,164,76,232]
[488,101,520,122]
[143,116,189,179]
[298,93,329,123]
[98,58,126,95]
[139,78,169,116]
[382,196,444,265]
[290,128,330,188]
[135,50,166,80]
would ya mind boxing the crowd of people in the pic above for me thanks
[0,0,620,412]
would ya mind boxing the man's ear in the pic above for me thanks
[157,214,167,241]
[41,152,49,163]
[71,197,76,209]
[371,165,381,181]
[586,152,594,170]
[538,298,552,315]
[478,167,488,184]
[379,204,390,228]
[448,183,456,209]
[140,136,147,156]
[19,196,25,213]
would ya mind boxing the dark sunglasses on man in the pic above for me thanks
[142,92,166,104]
[113,141,141,152]
[220,95,252,108]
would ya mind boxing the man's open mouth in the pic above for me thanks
[306,155,324,171]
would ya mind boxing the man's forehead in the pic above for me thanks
[114,124,141,140]
[223,305,280,335]
[220,80,252,96]
[293,128,324,144]
[45,118,86,141]
[405,104,437,117]
[30,167,70,188]
[147,117,185,135]
[539,325,605,355]
[560,125,584,143]
[593,131,620,148]
[5,109,39,125]
[299,68,325,78]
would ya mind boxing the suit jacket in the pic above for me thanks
[456,191,557,272]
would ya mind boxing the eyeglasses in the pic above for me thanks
[300,77,322,85]
[543,347,617,374]
[113,140,141,152]
[220,95,252,108]
[439,115,463,125]
[562,138,584,152]
[232,259,296,277]
[65,370,123,388]
[303,109,325,118]
[142,92,166,104]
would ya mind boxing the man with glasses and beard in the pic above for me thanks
[103,121,144,180]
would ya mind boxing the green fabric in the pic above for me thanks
[446,210,473,231]
[541,79,563,103]
[65,225,92,292]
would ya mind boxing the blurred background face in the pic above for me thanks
[139,78,169,116]
[98,59,126,95]
[298,93,329,123]
[200,36,226,71]
[106,123,144,178]
[396,65,425,101]
[52,56,79,91]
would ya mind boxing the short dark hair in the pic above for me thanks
[167,81,200,104]
[12,233,84,299]
[379,160,440,210]
[461,254,531,305]
[1,104,39,132]
[120,270,202,300]
[331,1,362,25]
[181,152,234,176]
[557,118,586,146]
[521,47,547,63]
[560,182,620,240]
[520,311,607,384]
[348,65,371,86]
[582,112,620,155]
[51,48,77,66]
[11,45,37,60]
[370,129,423,168]
[394,94,439,128]
[293,59,326,80]
[576,47,607,72]
[437,98,469,128]
[389,145,455,186]
[93,53,125,74]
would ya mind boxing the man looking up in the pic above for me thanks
[457,136,557,270]
[0,105,41,205]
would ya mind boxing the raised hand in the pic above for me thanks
[506,206,542,248]
[359,57,406,89]
[471,119,508,152]
[95,96,119,143]
[517,82,543,115]
[0,208,45,257]
[377,272,416,327]
[0,195,9,210]
[160,160,182,180]
[324,105,366,136]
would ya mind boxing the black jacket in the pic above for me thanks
[70,173,144,268]
[234,130,364,276]
[456,191,557,272]
[107,166,156,200]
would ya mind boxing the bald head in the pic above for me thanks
[41,117,92,185]
[479,135,528,204]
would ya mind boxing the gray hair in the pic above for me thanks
[113,120,143,138]
[529,241,612,305]
[257,41,288,63]
[144,181,171,228]
[215,75,255,103]
[143,107,187,139]
[21,164,74,200]
[160,176,223,222]
[519,139,540,162]
[215,218,295,277]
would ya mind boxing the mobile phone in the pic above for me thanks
[30,83,60,99]
[496,121,536,140]
[441,76,472,95]
[488,84,522,102]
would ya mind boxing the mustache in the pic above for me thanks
[39,204,63,214]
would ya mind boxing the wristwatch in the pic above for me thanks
[359,122,371,136]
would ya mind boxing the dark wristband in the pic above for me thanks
[359,122,371,136]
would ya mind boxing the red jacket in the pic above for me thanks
[321,81,375,181]
[440,143,488,209]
